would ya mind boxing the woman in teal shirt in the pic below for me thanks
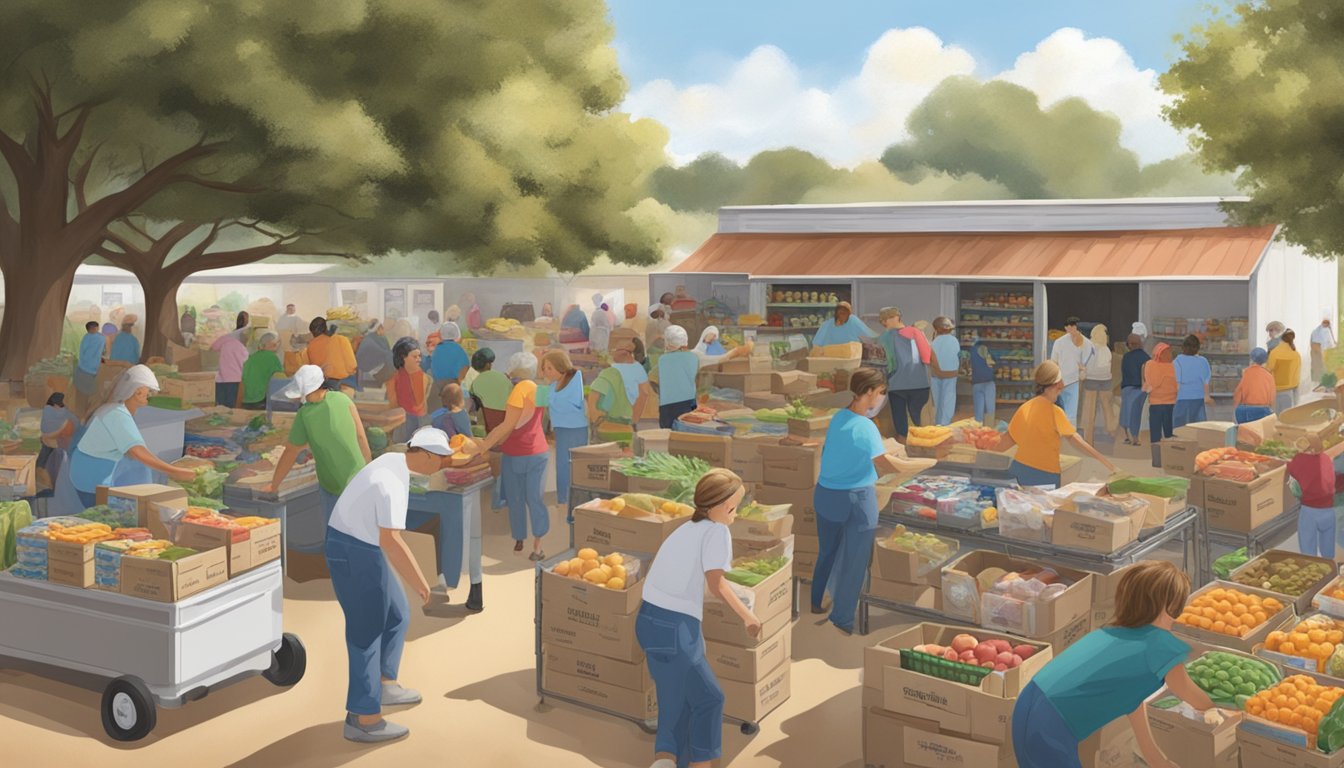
[811,301,877,347]
[1014,561,1222,768]
[656,325,750,428]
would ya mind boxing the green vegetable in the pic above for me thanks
[1322,697,1344,753]
[248,415,267,431]
[187,496,227,511]
[1256,440,1299,460]
[1324,373,1339,389]
[724,555,789,586]
[366,427,389,457]
[753,408,790,424]
[611,453,711,504]
[173,467,227,500]
[78,504,139,527]
[785,399,813,420]
[1186,651,1279,708]
[1105,475,1190,499]
[158,546,198,561]
[1213,547,1250,580]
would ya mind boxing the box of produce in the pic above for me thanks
[1203,464,1287,533]
[175,509,280,577]
[1175,581,1294,653]
[758,441,821,490]
[1051,494,1147,554]
[994,486,1054,542]
[1185,648,1283,707]
[1145,686,1242,768]
[1233,550,1337,615]
[667,432,732,468]
[703,539,794,638]
[705,620,791,685]
[572,494,692,556]
[539,596,643,664]
[1106,474,1190,527]
[567,442,628,491]
[159,375,214,406]
[1313,578,1344,619]
[1260,615,1344,676]
[720,656,790,723]
[941,550,1093,638]
[872,525,958,585]
[904,425,953,458]
[782,399,832,438]
[1276,404,1344,447]
[119,544,228,602]
[543,644,652,693]
[770,370,818,397]
[541,547,645,617]
[96,484,190,540]
[729,501,793,542]
[1238,675,1344,755]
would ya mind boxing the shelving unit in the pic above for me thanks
[956,282,1038,416]
[762,282,852,335]
[1151,317,1251,397]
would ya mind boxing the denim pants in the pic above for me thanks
[325,528,410,716]
[972,382,995,426]
[1012,682,1082,768]
[1149,404,1175,443]
[215,381,240,408]
[931,377,957,426]
[1009,460,1061,489]
[1174,398,1206,428]
[636,601,724,767]
[660,399,697,429]
[1300,505,1336,560]
[1057,383,1079,426]
[887,388,930,438]
[812,485,878,632]
[502,452,549,541]
[1235,405,1273,424]
[552,426,588,521]
[1120,387,1147,438]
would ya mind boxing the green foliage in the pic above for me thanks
[649,153,745,213]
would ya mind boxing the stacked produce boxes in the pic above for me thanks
[940,550,1095,652]
[867,524,958,612]
[752,440,821,579]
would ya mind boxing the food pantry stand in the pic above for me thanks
[857,506,1204,635]
[406,477,492,588]
[0,560,303,742]
[222,480,322,577]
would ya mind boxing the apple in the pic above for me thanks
[943,648,960,661]
[926,645,945,657]
[981,661,996,669]
[951,634,979,654]
[990,639,1012,654]
[996,651,1015,667]
[1010,654,1023,668]
[994,663,1008,672]
[1013,644,1037,660]
[974,642,998,664]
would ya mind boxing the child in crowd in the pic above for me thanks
[430,383,472,440]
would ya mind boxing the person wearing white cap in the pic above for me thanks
[265,365,372,543]
[328,426,447,743]
[66,365,196,508]
[655,325,752,428]
[1311,312,1337,384]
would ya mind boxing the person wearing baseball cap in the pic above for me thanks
[929,316,960,425]
[328,426,450,743]
[812,300,878,347]
[998,361,1115,487]
[266,365,372,542]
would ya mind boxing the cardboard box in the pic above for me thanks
[1131,490,1188,528]
[863,623,1052,700]
[667,432,731,467]
[543,644,653,692]
[609,469,672,496]
[1314,574,1344,618]
[743,391,787,410]
[633,429,671,457]
[730,505,794,542]
[540,554,646,617]
[176,515,281,577]
[119,546,228,602]
[793,550,817,580]
[770,370,818,397]
[47,557,94,588]
[1203,464,1286,533]
[866,575,942,611]
[542,667,657,721]
[705,623,791,684]
[1051,496,1148,554]
[539,598,642,663]
[1079,718,1141,768]
[1172,580,1295,652]
[571,504,691,556]
[787,413,833,438]
[1239,715,1344,767]
[941,550,1093,637]
[1087,564,1136,628]
[1039,613,1092,654]
[753,485,815,527]
[0,455,37,497]
[864,706,929,768]
[1146,686,1240,768]
[1276,403,1344,445]
[871,533,957,585]
[703,540,794,632]
[712,372,773,393]
[96,485,189,541]
[1231,549,1337,615]
[702,603,791,649]
[792,533,819,555]
[569,442,628,490]
[728,433,775,484]
[759,442,821,490]
[1189,474,1206,510]
[720,657,790,722]
[1174,421,1239,449]
[1160,439,1199,477]
[159,375,215,406]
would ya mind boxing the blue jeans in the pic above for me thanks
[1009,460,1061,488]
[1236,405,1273,424]
[931,377,957,426]
[325,529,410,716]
[553,426,588,522]
[812,485,877,632]
[1174,398,1206,428]
[502,452,549,541]
[1058,383,1079,427]
[1300,506,1336,559]
[972,382,995,426]
[637,601,724,767]
[1013,682,1082,768]
[887,388,929,438]
[1119,387,1147,438]
[1149,404,1174,443]
[215,381,240,408]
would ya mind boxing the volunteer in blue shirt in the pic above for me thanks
[929,316,961,425]
[429,321,470,394]
[811,301,877,347]
[1171,334,1213,428]
[655,325,747,429]
[109,315,141,364]
[540,349,587,519]
[75,321,106,416]
[810,367,904,635]
[1014,561,1226,768]
[969,337,996,425]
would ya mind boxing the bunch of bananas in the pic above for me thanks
[907,425,952,448]
[326,306,360,322]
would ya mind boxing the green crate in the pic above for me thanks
[899,649,994,686]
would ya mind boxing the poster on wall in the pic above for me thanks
[384,288,407,320]
[340,289,369,318]
[102,291,123,308]
[413,289,436,328]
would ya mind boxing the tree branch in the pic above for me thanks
[59,105,94,150]
[166,175,266,195]
[0,129,32,186]
[70,141,102,212]
[100,229,138,257]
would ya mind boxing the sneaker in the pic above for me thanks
[833,623,854,637]
[465,582,483,612]
[528,550,546,562]
[344,715,409,743]
[650,760,677,768]
[431,576,451,599]
[381,683,422,707]
[810,603,828,615]
[514,540,524,553]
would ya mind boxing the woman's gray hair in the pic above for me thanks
[507,351,538,379]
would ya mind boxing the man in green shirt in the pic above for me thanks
[266,365,372,548]
[241,332,285,410]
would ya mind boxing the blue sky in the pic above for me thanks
[607,0,1221,166]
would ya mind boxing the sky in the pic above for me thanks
[607,0,1221,167]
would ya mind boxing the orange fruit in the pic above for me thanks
[1212,621,1227,634]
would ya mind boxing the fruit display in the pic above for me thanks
[1232,555,1333,597]
[46,522,116,545]
[907,426,952,448]
[878,525,956,567]
[123,540,174,558]
[737,502,788,522]
[953,424,1003,450]
[1256,440,1300,460]
[1243,675,1344,748]
[186,444,231,460]
[1176,586,1284,638]
[1194,447,1281,481]
[551,548,637,590]
[910,633,1039,673]
[1266,616,1344,673]
[1186,651,1280,708]
[725,555,789,587]
[610,453,711,504]
[588,493,694,521]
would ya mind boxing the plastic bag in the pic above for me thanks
[1106,474,1190,499]
[1213,547,1249,580]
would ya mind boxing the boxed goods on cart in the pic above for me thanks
[1175,582,1293,652]
[704,539,794,722]
[1194,447,1288,533]
[174,508,281,578]
[994,486,1054,542]
[571,493,693,554]
[890,474,1001,530]
[941,551,1093,641]
[731,501,793,543]
[1231,550,1336,614]
[872,525,958,585]
[1050,492,1148,554]
[12,516,88,580]
[1106,474,1190,526]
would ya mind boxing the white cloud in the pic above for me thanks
[622,27,1188,168]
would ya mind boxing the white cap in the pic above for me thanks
[665,325,688,348]
[111,365,160,403]
[440,321,461,341]
[1131,322,1148,338]
[282,365,326,399]
[407,426,453,456]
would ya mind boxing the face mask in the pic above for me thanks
[865,401,884,419]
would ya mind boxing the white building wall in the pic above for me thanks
[1252,239,1338,389]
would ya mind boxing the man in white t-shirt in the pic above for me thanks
[329,427,448,743]
[1048,317,1094,427]
[1311,313,1337,384]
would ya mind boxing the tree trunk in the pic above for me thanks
[140,271,187,361]
[0,259,79,381]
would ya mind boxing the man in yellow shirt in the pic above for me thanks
[307,316,359,390]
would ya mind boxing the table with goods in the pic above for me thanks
[0,506,301,743]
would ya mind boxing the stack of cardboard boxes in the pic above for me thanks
[752,440,822,581]
[1162,419,1288,533]
[866,527,958,613]
[940,550,1096,653]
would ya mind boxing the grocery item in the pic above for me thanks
[1232,555,1332,597]
[1176,586,1283,638]
[1243,675,1344,748]
[158,546,198,561]
[906,426,952,448]
[878,525,956,569]
[1105,475,1191,499]
[906,633,1037,675]
[1186,651,1280,708]
[77,504,140,528]
[1265,616,1344,672]
[609,453,711,504]
[46,522,115,544]
[1256,440,1300,460]
[994,487,1053,540]
[890,475,998,528]
[725,555,789,587]
[1213,547,1249,580]
[173,466,228,500]
[1194,447,1279,480]
[551,549,639,590]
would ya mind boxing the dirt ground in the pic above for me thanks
[0,436,1290,767]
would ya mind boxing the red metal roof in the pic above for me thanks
[670,226,1278,280]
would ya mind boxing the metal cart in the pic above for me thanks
[0,559,304,742]
[533,552,762,736]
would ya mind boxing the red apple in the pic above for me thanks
[990,639,1012,654]
[994,663,1008,672]
[959,650,977,663]
[995,651,1015,666]
[1010,654,1023,668]
[943,648,960,661]
[974,642,998,663]
[1013,644,1036,660]
[951,634,978,654]
[981,661,996,669]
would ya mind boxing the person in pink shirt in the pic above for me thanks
[211,311,251,407]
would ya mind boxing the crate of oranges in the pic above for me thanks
[1313,576,1344,620]
[1241,675,1344,750]
[1174,581,1292,652]
[540,548,647,617]
[1260,615,1344,674]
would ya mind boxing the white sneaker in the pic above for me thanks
[650,760,676,768]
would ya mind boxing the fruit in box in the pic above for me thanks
[1265,616,1344,672]
[910,632,1034,671]
[1243,675,1344,746]
[1176,587,1282,638]
[1187,651,1280,707]
[552,548,634,589]
[1232,557,1332,597]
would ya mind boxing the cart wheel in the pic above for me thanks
[740,721,759,736]
[263,633,307,687]
[101,676,156,742]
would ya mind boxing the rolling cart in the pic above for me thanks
[0,559,304,742]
